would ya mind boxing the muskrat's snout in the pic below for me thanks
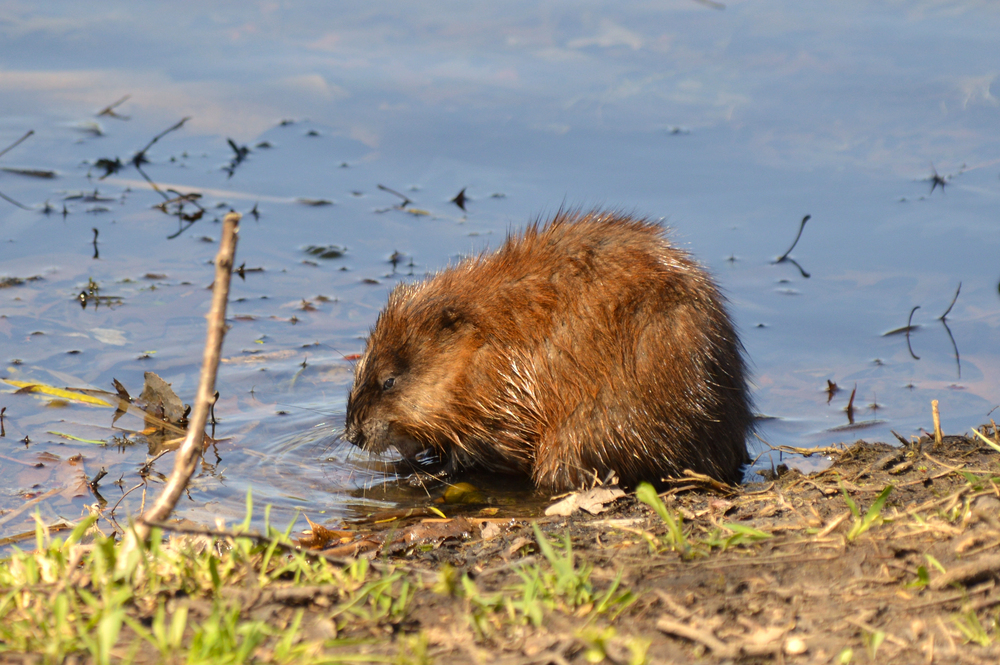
[344,407,427,460]
[342,420,364,448]
[343,391,372,451]
[343,400,377,451]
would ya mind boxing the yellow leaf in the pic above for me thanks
[47,431,107,445]
[4,380,112,407]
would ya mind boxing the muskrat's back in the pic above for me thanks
[344,210,753,490]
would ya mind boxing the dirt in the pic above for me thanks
[318,425,1000,664]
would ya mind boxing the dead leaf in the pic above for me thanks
[545,486,625,517]
[298,515,354,550]
[138,372,186,424]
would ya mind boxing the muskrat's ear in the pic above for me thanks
[440,305,474,331]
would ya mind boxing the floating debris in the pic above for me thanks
[1,167,55,179]
[303,244,346,259]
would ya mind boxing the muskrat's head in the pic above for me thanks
[344,281,481,460]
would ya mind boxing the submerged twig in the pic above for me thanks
[941,318,961,379]
[902,283,964,375]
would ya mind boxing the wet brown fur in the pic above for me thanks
[344,210,753,491]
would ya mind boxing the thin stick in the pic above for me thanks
[938,282,961,320]
[656,616,737,659]
[97,95,131,118]
[377,183,412,207]
[774,214,810,263]
[941,318,961,379]
[0,130,34,160]
[906,305,920,360]
[932,400,943,450]
[119,212,240,558]
[0,190,31,210]
[132,117,191,166]
[0,487,63,528]
[134,162,170,200]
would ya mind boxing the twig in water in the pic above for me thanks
[941,317,961,379]
[377,183,412,207]
[845,384,857,424]
[939,282,961,320]
[210,390,219,429]
[97,95,131,119]
[935,283,963,376]
[0,487,62,528]
[774,214,810,263]
[138,450,169,479]
[0,131,36,208]
[0,129,34,159]
[222,139,250,178]
[0,190,30,210]
[927,164,947,194]
[826,379,839,404]
[89,467,108,490]
[108,482,146,522]
[132,117,191,167]
[134,162,170,201]
[118,212,240,565]
[906,306,920,360]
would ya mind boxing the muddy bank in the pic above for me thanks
[323,426,1000,663]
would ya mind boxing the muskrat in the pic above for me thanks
[344,210,753,491]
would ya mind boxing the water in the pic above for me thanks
[1,0,998,540]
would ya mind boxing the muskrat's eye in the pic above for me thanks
[382,377,395,391]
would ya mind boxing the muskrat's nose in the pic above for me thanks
[344,423,364,447]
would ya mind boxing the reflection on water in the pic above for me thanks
[1,0,999,539]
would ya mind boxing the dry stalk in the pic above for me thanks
[117,212,240,567]
[932,400,943,450]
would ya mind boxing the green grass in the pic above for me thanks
[0,496,644,663]
[636,482,772,554]
[0,500,418,664]
[635,483,691,556]
[452,524,637,641]
[840,482,893,542]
